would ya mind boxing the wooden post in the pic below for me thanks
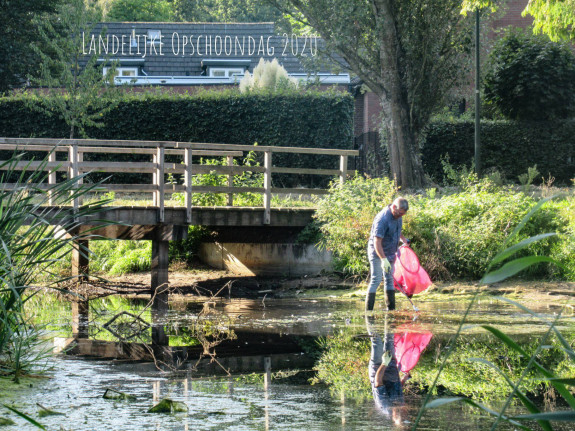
[339,154,348,186]
[71,239,89,339]
[263,151,272,225]
[48,151,56,205]
[151,228,169,346]
[155,146,165,223]
[68,143,79,211]
[227,155,234,206]
[184,148,193,224]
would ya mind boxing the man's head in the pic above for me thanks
[391,197,408,219]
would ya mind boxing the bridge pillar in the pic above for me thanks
[151,230,169,346]
[71,240,89,339]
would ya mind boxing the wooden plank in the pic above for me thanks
[0,138,359,156]
[271,167,339,175]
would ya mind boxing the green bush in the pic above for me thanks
[422,119,575,185]
[483,28,575,121]
[314,175,398,274]
[314,174,575,280]
[0,89,354,188]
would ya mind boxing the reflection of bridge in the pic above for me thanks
[0,137,357,342]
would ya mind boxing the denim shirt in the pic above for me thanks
[367,205,402,261]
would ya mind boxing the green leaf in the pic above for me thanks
[481,256,556,284]
[490,233,556,266]
[503,195,557,248]
[512,411,575,421]
[2,405,45,430]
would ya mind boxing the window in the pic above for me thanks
[208,68,245,78]
[103,67,138,78]
[147,30,161,44]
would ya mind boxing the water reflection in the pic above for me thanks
[366,315,432,426]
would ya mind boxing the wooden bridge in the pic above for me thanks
[0,137,358,342]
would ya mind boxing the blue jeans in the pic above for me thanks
[367,254,395,294]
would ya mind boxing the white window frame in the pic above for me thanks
[208,67,245,78]
[103,67,138,78]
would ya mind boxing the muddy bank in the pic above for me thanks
[73,264,575,306]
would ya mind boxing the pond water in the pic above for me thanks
[2,293,575,430]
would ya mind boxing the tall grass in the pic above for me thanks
[415,195,575,430]
[0,151,111,380]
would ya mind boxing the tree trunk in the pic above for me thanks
[380,93,425,189]
[376,0,425,189]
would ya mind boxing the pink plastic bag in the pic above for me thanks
[393,245,432,297]
[394,329,433,373]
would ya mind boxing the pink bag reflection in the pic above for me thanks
[394,329,433,373]
[393,245,432,297]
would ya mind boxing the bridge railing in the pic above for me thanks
[0,138,358,224]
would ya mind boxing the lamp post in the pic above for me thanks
[475,9,481,176]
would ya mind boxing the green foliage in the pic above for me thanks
[421,119,575,185]
[416,196,575,431]
[518,165,540,192]
[274,0,471,188]
[313,175,397,274]
[0,0,59,93]
[461,0,575,42]
[239,58,298,93]
[90,240,151,276]
[0,152,111,379]
[311,331,371,400]
[314,174,575,281]
[28,0,119,139]
[173,0,283,24]
[483,29,575,121]
[107,0,175,21]
[523,0,575,42]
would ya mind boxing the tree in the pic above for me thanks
[0,0,59,93]
[30,0,119,139]
[483,29,575,121]
[107,0,175,22]
[270,0,471,188]
[174,0,283,23]
[462,0,575,41]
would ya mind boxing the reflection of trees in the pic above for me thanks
[312,329,575,402]
[414,333,575,401]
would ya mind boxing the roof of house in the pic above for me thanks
[82,22,349,86]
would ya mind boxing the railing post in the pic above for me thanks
[263,150,272,225]
[227,155,234,206]
[48,150,56,206]
[339,154,348,186]
[155,145,165,223]
[68,143,79,211]
[184,148,193,224]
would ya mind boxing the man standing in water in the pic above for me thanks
[366,197,409,311]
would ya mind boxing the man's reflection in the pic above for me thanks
[366,316,432,426]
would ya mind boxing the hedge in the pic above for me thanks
[0,90,354,187]
[422,120,575,185]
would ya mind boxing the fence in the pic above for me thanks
[0,138,358,225]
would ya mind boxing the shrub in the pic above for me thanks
[314,175,398,274]
[314,174,574,280]
[483,28,575,121]
[239,58,298,93]
[421,119,575,185]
